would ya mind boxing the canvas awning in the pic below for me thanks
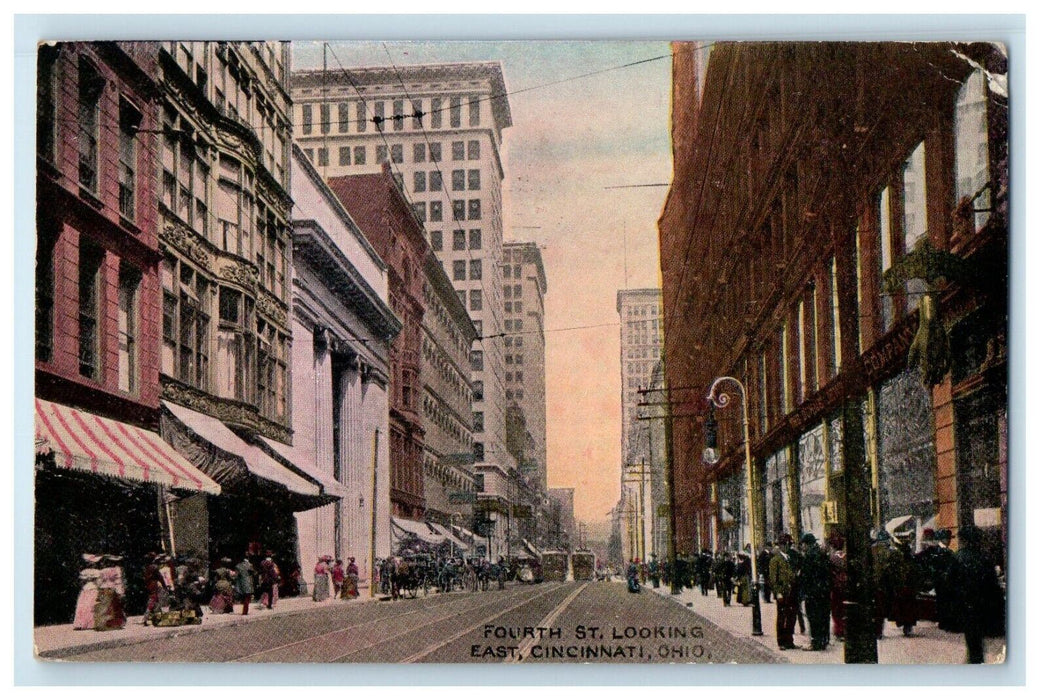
[391,517,445,545]
[521,539,541,558]
[161,401,335,511]
[258,435,350,499]
[34,398,220,494]
[428,523,469,550]
[886,514,916,535]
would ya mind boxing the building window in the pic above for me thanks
[515,319,522,331]
[356,101,367,132]
[413,143,426,163]
[457,290,466,306]
[392,99,404,131]
[429,171,443,192]
[469,290,483,311]
[452,169,465,191]
[78,241,104,379]
[317,148,329,167]
[472,380,484,401]
[430,201,443,223]
[376,145,388,164]
[505,302,512,313]
[78,58,104,193]
[878,186,895,333]
[429,143,442,162]
[453,230,466,250]
[828,257,842,376]
[468,200,481,220]
[901,141,928,253]
[389,144,403,163]
[338,102,349,132]
[117,265,140,393]
[339,146,351,166]
[118,100,141,221]
[353,146,366,165]
[412,202,426,222]
[431,97,443,128]
[257,319,287,422]
[469,229,482,250]
[506,354,514,365]
[513,284,522,298]
[468,96,480,126]
[779,321,791,415]
[430,230,443,251]
[320,103,331,134]
[216,286,254,402]
[515,371,523,383]
[473,411,484,432]
[514,265,522,279]
[452,141,464,160]
[955,70,992,232]
[468,169,481,190]
[473,442,484,462]
[450,96,462,127]
[514,302,522,313]
[411,99,423,129]
[413,171,427,193]
[452,200,465,221]
[473,318,481,334]
[304,148,314,162]
[453,260,466,281]
[373,101,384,131]
[36,229,57,362]
[301,103,313,135]
[37,44,59,163]
[468,140,480,160]
[469,259,483,280]
[470,350,484,372]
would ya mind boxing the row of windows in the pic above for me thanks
[412,199,482,223]
[503,318,524,332]
[502,264,523,280]
[505,353,525,365]
[421,393,472,451]
[161,255,289,424]
[451,259,484,282]
[35,233,143,397]
[300,96,484,135]
[412,169,482,193]
[625,303,661,317]
[430,228,482,252]
[421,335,472,405]
[503,284,524,299]
[504,301,524,314]
[626,347,660,360]
[625,335,661,346]
[505,389,525,401]
[421,282,470,357]
[503,336,524,348]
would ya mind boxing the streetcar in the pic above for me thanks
[540,550,569,582]
[570,550,596,581]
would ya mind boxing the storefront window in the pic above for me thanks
[798,425,826,540]
[955,70,992,232]
[763,448,788,543]
[875,368,936,529]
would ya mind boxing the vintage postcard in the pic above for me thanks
[29,37,1010,667]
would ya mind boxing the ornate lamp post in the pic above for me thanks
[704,376,763,637]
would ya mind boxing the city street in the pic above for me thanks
[43,582,781,664]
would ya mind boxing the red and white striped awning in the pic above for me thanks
[35,398,221,495]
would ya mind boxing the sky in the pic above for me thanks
[293,41,672,525]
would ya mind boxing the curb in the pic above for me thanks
[35,595,382,659]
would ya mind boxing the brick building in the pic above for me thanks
[659,42,1008,563]
[328,165,429,522]
[34,42,220,624]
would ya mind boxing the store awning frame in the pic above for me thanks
[391,517,445,545]
[257,435,350,500]
[34,398,221,494]
[161,401,335,511]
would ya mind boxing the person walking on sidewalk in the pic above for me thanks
[758,542,773,604]
[946,525,1004,664]
[798,533,832,651]
[313,556,331,602]
[331,559,345,599]
[769,534,799,650]
[234,554,256,616]
[827,532,847,640]
[258,554,281,610]
[343,557,360,599]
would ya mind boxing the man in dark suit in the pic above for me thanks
[768,533,799,650]
[947,526,1004,663]
[798,533,832,651]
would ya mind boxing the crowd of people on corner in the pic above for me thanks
[632,524,1005,664]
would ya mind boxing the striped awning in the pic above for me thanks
[35,398,221,495]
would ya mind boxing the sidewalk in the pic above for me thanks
[652,583,1006,665]
[34,592,378,659]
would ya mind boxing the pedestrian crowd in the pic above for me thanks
[640,525,1005,664]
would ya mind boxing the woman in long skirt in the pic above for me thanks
[313,557,330,602]
[73,556,102,630]
[343,557,360,599]
[93,555,127,630]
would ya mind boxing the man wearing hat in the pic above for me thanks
[234,553,256,615]
[797,533,832,651]
[768,533,799,650]
[870,530,893,638]
[888,530,919,636]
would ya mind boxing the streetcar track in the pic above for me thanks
[399,583,578,663]
[510,582,588,663]
[329,582,573,663]
[230,589,478,662]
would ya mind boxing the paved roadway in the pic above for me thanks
[59,581,782,664]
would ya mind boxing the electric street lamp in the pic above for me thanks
[704,375,763,637]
